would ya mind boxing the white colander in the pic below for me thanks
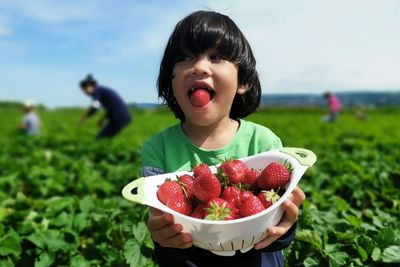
[122,147,316,256]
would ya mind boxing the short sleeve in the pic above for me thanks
[141,139,165,171]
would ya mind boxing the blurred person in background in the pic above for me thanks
[19,100,40,135]
[78,74,131,139]
[323,91,342,122]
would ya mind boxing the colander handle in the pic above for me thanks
[121,177,149,205]
[279,147,317,167]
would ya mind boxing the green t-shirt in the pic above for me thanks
[141,119,282,175]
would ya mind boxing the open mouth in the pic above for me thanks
[187,86,216,107]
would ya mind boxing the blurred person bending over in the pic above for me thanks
[19,101,40,135]
[78,74,131,139]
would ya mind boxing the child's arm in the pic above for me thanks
[254,186,305,251]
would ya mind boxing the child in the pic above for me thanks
[19,101,40,135]
[78,74,131,139]
[141,10,305,267]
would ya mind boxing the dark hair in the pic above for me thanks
[80,74,97,89]
[157,10,261,121]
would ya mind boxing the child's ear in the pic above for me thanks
[237,84,248,95]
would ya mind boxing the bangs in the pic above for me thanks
[158,10,261,121]
[169,12,243,63]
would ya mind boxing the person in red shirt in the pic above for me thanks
[323,91,342,122]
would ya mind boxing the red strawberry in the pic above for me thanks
[240,190,254,203]
[178,174,194,198]
[221,186,242,207]
[157,180,184,205]
[204,198,238,220]
[257,189,280,209]
[257,162,292,190]
[218,159,249,185]
[192,173,221,203]
[193,163,212,178]
[190,89,211,107]
[243,169,260,186]
[166,195,193,216]
[239,195,265,217]
[190,203,207,219]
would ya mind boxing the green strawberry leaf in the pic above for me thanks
[382,246,400,263]
[124,239,140,267]
[34,252,55,267]
[371,247,381,261]
[0,230,21,257]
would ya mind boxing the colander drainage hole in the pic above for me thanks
[241,240,245,249]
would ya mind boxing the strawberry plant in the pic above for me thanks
[0,105,399,266]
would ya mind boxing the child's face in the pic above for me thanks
[172,48,247,126]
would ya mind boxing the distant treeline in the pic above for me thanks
[260,91,400,108]
[2,91,399,110]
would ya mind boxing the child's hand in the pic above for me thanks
[147,207,193,249]
[254,186,305,250]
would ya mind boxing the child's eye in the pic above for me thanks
[210,55,226,62]
[174,55,193,63]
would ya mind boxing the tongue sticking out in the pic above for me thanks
[190,89,211,107]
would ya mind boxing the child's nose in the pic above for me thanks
[191,58,211,76]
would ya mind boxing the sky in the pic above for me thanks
[0,0,399,108]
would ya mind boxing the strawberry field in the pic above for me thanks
[0,105,399,267]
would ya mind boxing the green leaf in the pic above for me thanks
[371,247,381,261]
[303,256,320,267]
[132,222,147,244]
[124,239,140,267]
[296,229,323,250]
[70,255,91,267]
[0,230,21,257]
[345,215,362,228]
[375,227,395,248]
[34,252,55,267]
[27,230,69,252]
[357,246,368,262]
[382,246,400,263]
[73,212,88,233]
[329,251,349,266]
[0,259,14,267]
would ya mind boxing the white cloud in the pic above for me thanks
[0,25,12,35]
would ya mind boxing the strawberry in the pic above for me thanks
[257,162,292,190]
[221,186,242,207]
[243,169,260,186]
[157,180,184,205]
[204,198,238,220]
[190,203,207,219]
[240,190,254,203]
[257,189,280,209]
[192,173,221,203]
[190,89,211,107]
[239,195,265,217]
[166,195,193,216]
[178,174,194,198]
[218,159,249,185]
[193,163,212,178]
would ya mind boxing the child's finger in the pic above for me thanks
[147,213,174,231]
[290,187,306,208]
[149,207,164,216]
[159,232,193,249]
[281,199,299,222]
[152,223,183,241]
